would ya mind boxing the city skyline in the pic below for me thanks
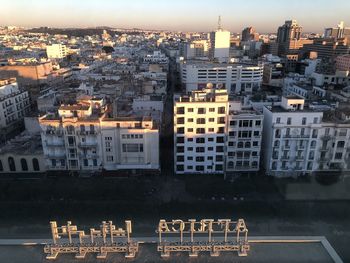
[2,0,350,33]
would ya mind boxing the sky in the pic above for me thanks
[2,0,350,33]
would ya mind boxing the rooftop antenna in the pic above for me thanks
[218,15,222,31]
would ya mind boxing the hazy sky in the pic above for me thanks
[2,0,350,33]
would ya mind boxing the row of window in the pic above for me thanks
[177,127,225,134]
[177,146,224,153]
[176,107,225,115]
[275,117,319,125]
[176,117,225,125]
[176,164,223,172]
[177,155,224,162]
[0,157,40,172]
[176,136,225,144]
[230,120,262,127]
[121,134,144,139]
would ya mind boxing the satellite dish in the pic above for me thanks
[206,83,213,89]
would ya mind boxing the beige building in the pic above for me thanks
[39,98,159,172]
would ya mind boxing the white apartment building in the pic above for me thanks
[209,29,230,62]
[0,78,30,136]
[46,44,68,59]
[180,61,263,93]
[39,98,159,172]
[143,51,169,64]
[262,96,350,177]
[173,87,263,175]
[226,103,264,172]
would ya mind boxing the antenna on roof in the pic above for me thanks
[218,15,222,30]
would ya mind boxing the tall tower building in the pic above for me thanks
[241,27,259,42]
[277,20,302,44]
[209,16,231,62]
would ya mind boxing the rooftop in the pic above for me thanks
[0,132,42,155]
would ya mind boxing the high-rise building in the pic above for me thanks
[277,20,302,47]
[46,44,68,59]
[335,54,350,71]
[324,21,350,40]
[276,20,313,71]
[241,27,259,42]
[209,17,231,62]
[173,87,263,175]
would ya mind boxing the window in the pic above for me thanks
[187,108,194,112]
[196,147,205,152]
[187,166,193,170]
[313,117,318,124]
[177,127,184,134]
[21,158,28,171]
[216,155,223,161]
[302,117,306,125]
[287,117,291,125]
[335,152,343,159]
[208,147,214,151]
[84,159,88,166]
[196,156,205,162]
[276,117,281,124]
[217,117,225,124]
[208,128,214,132]
[208,138,214,142]
[176,107,184,114]
[90,125,95,134]
[176,165,184,171]
[196,118,206,124]
[177,117,185,124]
[122,144,143,152]
[209,108,215,112]
[187,147,193,151]
[187,128,193,132]
[255,120,261,126]
[187,138,193,142]
[216,146,224,152]
[230,121,237,126]
[195,165,204,171]
[253,131,260,137]
[187,118,193,122]
[93,159,97,166]
[253,141,259,147]
[209,118,215,122]
[177,155,184,162]
[196,128,205,134]
[177,137,185,143]
[107,156,114,162]
[32,158,40,171]
[218,107,225,114]
[239,120,252,127]
[0,160,3,171]
[197,108,206,114]
[337,141,345,148]
[216,137,224,143]
[187,156,193,160]
[196,138,205,143]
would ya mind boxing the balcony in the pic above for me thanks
[79,142,98,147]
[295,156,304,160]
[46,141,65,147]
[319,147,330,152]
[47,153,66,158]
[321,135,332,140]
[280,155,290,160]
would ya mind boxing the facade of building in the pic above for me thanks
[262,96,350,177]
[209,27,231,62]
[0,78,30,141]
[46,44,68,59]
[180,61,263,93]
[0,133,45,173]
[241,27,259,42]
[335,54,350,71]
[173,87,263,175]
[39,99,159,172]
